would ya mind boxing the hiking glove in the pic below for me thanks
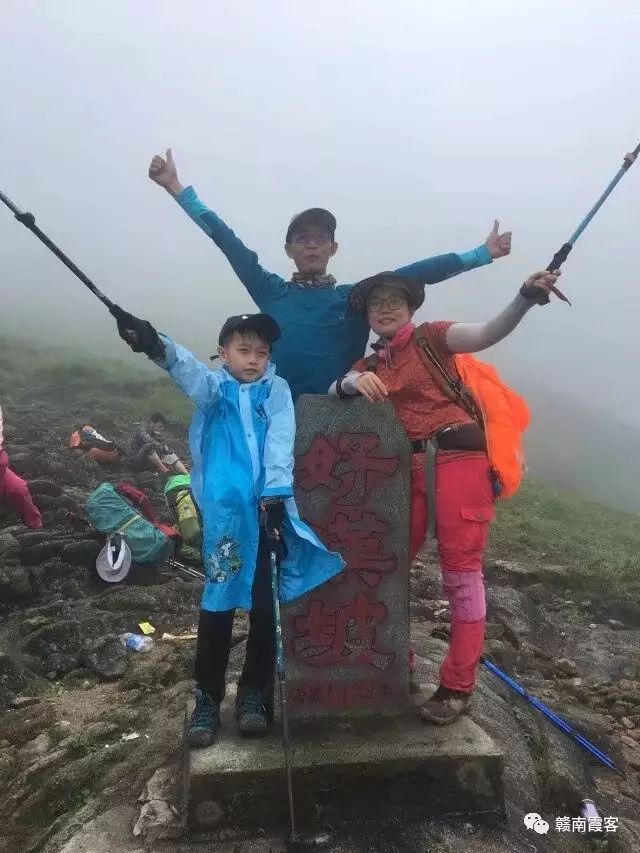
[110,305,166,360]
[519,270,561,306]
[260,497,286,538]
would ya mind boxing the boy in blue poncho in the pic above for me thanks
[148,149,512,401]
[113,307,344,747]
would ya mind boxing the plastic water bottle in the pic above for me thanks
[580,799,599,820]
[120,632,154,653]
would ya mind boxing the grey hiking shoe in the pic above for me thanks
[236,687,270,736]
[420,685,471,725]
[187,689,220,748]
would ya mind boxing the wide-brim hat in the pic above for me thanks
[348,271,425,314]
[96,535,132,583]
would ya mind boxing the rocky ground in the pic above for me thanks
[1,395,640,853]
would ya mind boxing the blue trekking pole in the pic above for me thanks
[480,657,624,777]
[545,143,640,304]
[260,509,299,846]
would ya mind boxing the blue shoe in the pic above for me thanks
[187,689,220,748]
[236,687,271,736]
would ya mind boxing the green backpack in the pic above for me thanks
[85,483,173,565]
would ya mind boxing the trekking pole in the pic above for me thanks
[0,189,116,310]
[261,510,299,846]
[481,657,624,777]
[545,143,640,304]
[164,556,206,582]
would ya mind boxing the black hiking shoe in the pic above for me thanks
[236,687,271,736]
[420,685,471,725]
[187,689,220,748]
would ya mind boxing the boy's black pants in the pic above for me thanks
[194,531,275,704]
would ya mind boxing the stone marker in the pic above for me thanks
[286,395,412,718]
[184,395,505,832]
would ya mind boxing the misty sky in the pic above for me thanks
[2,1,639,434]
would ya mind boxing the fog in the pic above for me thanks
[1,1,639,507]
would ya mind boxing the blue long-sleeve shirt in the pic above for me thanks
[174,186,493,400]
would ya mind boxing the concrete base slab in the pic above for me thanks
[184,689,505,834]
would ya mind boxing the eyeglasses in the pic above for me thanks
[368,295,407,312]
[291,233,332,247]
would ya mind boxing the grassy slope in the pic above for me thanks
[491,479,640,598]
[3,336,639,599]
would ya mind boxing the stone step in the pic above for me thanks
[184,690,505,835]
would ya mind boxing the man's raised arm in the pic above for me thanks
[149,149,286,306]
[394,220,512,285]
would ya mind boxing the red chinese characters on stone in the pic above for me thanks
[316,506,397,588]
[296,433,397,504]
[291,680,394,709]
[292,592,395,670]
[292,431,401,677]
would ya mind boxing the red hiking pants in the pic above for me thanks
[0,450,42,529]
[410,452,494,693]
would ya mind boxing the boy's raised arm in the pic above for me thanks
[394,221,512,285]
[111,306,220,409]
[157,335,222,409]
[149,150,287,306]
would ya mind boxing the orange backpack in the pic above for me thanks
[412,323,529,499]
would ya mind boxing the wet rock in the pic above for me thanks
[485,639,519,672]
[27,479,63,498]
[555,658,579,678]
[0,653,29,707]
[561,706,614,749]
[2,424,17,441]
[608,619,626,631]
[7,452,38,476]
[524,582,550,604]
[133,799,176,838]
[33,492,80,513]
[22,613,114,674]
[0,700,55,745]
[11,695,41,709]
[488,586,561,655]
[81,635,128,680]
[610,701,631,720]
[0,533,19,557]
[597,599,640,628]
[20,540,65,566]
[540,726,587,812]
[0,564,35,602]
[138,766,175,803]
[40,559,78,579]
[63,539,102,567]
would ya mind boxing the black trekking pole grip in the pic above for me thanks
[0,188,116,311]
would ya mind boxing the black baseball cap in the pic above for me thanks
[217,313,281,347]
[348,272,425,314]
[285,208,337,244]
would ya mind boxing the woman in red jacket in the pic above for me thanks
[331,268,558,724]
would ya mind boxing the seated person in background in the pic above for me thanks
[129,413,188,475]
[0,403,42,529]
[69,425,125,465]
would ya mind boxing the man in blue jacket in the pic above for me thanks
[148,150,512,401]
